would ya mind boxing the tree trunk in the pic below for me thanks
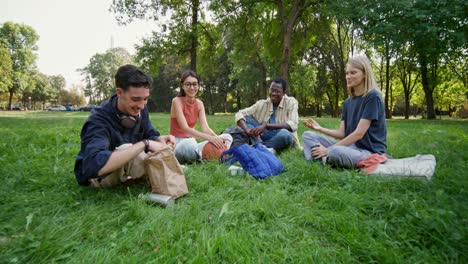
[236,94,241,112]
[280,28,292,83]
[385,50,392,119]
[207,85,213,115]
[419,54,436,119]
[333,84,340,117]
[404,90,410,119]
[8,90,14,110]
[316,102,322,117]
[278,0,302,83]
[336,21,348,99]
[190,0,199,72]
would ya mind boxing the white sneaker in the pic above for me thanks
[267,147,276,154]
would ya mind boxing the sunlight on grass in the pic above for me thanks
[0,111,467,262]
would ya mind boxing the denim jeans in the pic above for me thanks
[244,116,293,151]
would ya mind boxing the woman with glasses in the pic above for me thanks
[170,70,232,163]
[302,55,387,168]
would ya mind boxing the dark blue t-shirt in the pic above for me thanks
[74,94,160,185]
[341,89,386,154]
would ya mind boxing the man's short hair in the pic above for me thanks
[115,64,153,91]
[271,77,288,93]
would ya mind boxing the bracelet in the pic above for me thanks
[143,139,149,153]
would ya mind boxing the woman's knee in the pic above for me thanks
[302,131,320,141]
[174,139,199,163]
[327,146,359,168]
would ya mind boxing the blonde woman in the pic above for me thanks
[170,70,231,163]
[302,55,387,168]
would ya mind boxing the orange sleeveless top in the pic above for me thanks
[170,97,199,138]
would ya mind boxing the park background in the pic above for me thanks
[0,0,467,262]
[1,0,466,120]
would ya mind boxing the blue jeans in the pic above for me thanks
[244,116,293,151]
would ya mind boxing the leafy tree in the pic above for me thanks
[80,47,133,103]
[446,49,467,89]
[149,56,182,112]
[289,62,316,116]
[347,0,466,119]
[408,0,466,119]
[111,0,203,72]
[0,44,13,93]
[48,75,66,103]
[134,33,184,112]
[0,22,39,110]
[304,16,354,117]
[433,64,467,117]
[395,44,420,119]
[211,0,323,86]
[19,71,53,110]
[197,21,235,114]
[58,88,86,107]
[219,7,268,102]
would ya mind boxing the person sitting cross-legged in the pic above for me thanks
[302,55,387,168]
[235,77,300,152]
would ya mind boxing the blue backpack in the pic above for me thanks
[221,144,284,179]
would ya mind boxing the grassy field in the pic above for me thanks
[0,111,467,263]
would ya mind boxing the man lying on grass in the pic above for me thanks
[74,64,176,187]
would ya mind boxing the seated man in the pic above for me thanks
[235,77,299,152]
[74,64,175,187]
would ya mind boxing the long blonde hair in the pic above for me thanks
[346,55,379,97]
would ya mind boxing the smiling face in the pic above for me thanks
[182,76,199,99]
[269,81,285,106]
[346,64,365,95]
[116,86,150,116]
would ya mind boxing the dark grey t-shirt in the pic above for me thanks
[341,89,387,154]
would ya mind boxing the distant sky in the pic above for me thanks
[1,0,160,88]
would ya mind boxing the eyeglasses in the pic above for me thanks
[269,88,283,94]
[183,82,199,88]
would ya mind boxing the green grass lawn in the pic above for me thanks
[0,111,467,263]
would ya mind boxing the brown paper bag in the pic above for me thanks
[144,146,188,199]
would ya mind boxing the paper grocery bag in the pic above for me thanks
[144,146,188,199]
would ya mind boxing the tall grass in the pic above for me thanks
[0,111,466,263]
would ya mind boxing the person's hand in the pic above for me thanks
[304,118,322,131]
[250,124,267,137]
[156,135,176,150]
[209,135,226,149]
[311,143,328,159]
[148,140,168,153]
[157,135,176,145]
[244,127,253,136]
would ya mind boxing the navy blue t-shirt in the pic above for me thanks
[341,89,386,154]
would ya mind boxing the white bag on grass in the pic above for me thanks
[368,154,436,180]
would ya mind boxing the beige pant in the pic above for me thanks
[89,144,147,188]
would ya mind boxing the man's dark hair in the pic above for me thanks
[271,77,288,93]
[115,64,153,91]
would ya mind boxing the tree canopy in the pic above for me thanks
[2,1,466,118]
[0,21,39,110]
